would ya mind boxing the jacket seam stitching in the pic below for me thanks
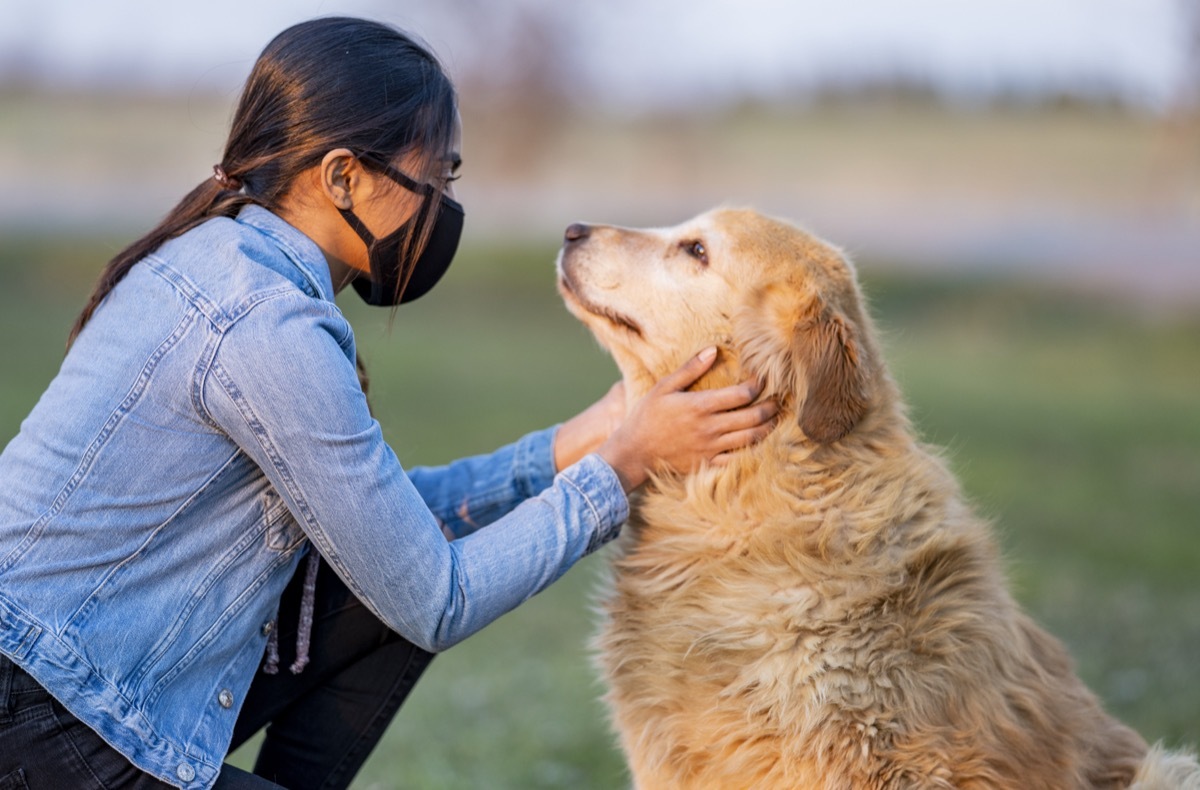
[195,293,351,427]
[560,474,602,534]
[0,309,195,577]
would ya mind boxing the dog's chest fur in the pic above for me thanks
[593,443,932,784]
[593,439,1147,789]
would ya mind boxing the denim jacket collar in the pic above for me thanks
[236,204,336,302]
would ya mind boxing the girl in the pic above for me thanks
[0,17,776,790]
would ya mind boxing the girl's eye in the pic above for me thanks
[682,240,708,265]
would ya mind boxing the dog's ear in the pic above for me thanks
[793,302,868,444]
[737,283,868,444]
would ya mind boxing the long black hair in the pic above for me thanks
[68,16,458,345]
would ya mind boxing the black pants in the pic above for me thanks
[0,560,435,789]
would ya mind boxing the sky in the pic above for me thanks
[0,0,1193,110]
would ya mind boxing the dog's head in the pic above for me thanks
[557,208,881,445]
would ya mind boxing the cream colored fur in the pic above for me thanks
[556,209,1199,789]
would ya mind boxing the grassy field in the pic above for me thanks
[1,234,1197,788]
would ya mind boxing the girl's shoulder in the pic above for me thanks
[147,209,337,329]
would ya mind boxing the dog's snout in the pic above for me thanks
[564,223,591,243]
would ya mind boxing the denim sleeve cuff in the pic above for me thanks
[513,425,561,498]
[558,452,629,552]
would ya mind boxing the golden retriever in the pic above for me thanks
[556,209,1200,789]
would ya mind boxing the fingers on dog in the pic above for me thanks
[712,399,778,435]
[709,421,776,465]
[659,346,719,393]
[714,424,774,455]
[698,379,763,413]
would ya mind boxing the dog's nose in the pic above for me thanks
[564,222,591,243]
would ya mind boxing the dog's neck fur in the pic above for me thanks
[632,344,953,563]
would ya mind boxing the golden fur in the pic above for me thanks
[556,209,1200,789]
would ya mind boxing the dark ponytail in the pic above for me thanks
[68,16,458,347]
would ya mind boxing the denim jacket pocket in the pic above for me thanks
[262,489,305,552]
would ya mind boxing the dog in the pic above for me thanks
[556,209,1200,789]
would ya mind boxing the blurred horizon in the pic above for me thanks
[1,0,1198,305]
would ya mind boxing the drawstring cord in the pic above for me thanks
[262,549,320,675]
[289,549,320,673]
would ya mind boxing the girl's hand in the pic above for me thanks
[553,381,627,472]
[597,347,778,492]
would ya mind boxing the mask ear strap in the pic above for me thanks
[357,152,436,197]
[337,207,377,247]
[337,206,385,304]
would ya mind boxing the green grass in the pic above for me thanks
[1,236,1197,787]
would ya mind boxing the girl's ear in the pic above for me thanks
[320,148,359,210]
[736,281,869,445]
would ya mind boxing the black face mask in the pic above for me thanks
[338,156,464,306]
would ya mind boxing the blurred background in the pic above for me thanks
[1,1,1197,787]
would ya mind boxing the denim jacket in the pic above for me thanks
[0,206,628,789]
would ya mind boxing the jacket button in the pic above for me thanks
[261,620,275,636]
[176,762,196,782]
[218,689,234,709]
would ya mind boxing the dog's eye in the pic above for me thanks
[681,240,708,265]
